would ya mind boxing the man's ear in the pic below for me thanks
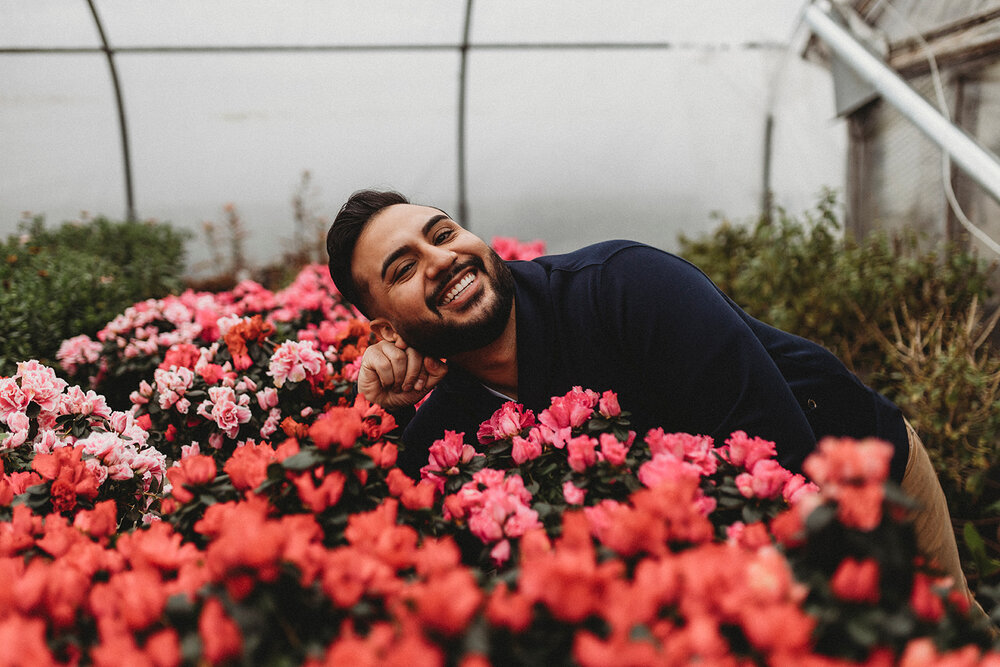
[369,318,399,344]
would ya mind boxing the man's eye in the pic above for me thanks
[394,262,414,281]
[434,229,453,244]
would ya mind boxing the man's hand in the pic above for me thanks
[357,338,448,411]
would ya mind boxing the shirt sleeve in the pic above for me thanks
[598,244,818,472]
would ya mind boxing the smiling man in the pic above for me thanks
[326,188,971,601]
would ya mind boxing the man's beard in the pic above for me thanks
[395,249,515,359]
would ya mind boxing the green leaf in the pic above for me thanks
[963,522,1000,576]
[281,449,323,471]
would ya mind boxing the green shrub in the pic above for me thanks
[678,192,1000,559]
[0,216,190,375]
[678,190,992,382]
[867,298,1000,508]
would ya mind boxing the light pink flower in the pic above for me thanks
[15,360,67,412]
[267,340,326,388]
[256,387,279,410]
[154,366,196,412]
[0,378,28,419]
[56,334,102,376]
[563,481,586,505]
[58,386,112,420]
[6,410,30,434]
[197,386,252,439]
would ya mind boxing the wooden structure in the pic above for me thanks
[824,1,1000,255]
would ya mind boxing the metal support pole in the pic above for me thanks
[804,0,1000,206]
[457,0,473,227]
[86,0,136,222]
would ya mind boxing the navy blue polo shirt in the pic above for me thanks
[397,240,909,482]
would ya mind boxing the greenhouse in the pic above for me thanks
[3,1,1000,664]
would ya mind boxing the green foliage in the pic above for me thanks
[678,190,991,378]
[679,191,1000,583]
[0,216,189,375]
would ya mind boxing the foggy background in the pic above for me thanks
[0,1,845,276]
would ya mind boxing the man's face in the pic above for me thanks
[351,203,515,358]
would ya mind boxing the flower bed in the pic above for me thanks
[0,243,995,665]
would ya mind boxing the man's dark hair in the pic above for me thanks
[326,189,409,316]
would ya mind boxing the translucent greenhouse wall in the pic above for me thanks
[0,0,845,276]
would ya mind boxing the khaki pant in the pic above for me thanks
[900,419,988,622]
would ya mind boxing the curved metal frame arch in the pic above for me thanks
[86,0,136,222]
[457,0,473,227]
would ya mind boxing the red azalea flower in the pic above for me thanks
[485,581,533,632]
[294,470,347,513]
[166,455,217,504]
[831,557,881,604]
[223,315,275,371]
[910,572,945,622]
[224,441,278,492]
[199,597,243,664]
[0,616,57,667]
[197,363,228,384]
[32,446,101,511]
[72,499,118,540]
[89,569,168,632]
[159,342,201,370]
[386,469,436,510]
[135,413,152,430]
[307,406,364,451]
[405,568,483,636]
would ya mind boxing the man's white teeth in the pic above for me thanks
[442,273,474,305]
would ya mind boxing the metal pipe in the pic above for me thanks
[804,0,1000,205]
[457,0,474,227]
[86,0,136,222]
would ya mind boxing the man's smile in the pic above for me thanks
[429,259,487,312]
[440,271,476,307]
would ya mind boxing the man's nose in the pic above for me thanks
[425,245,457,279]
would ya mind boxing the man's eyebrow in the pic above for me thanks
[379,214,450,282]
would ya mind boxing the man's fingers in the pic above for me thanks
[422,357,448,390]
[400,346,424,392]
[362,343,406,391]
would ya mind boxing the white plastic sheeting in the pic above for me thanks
[0,1,844,275]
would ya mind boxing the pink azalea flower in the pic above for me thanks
[15,360,67,412]
[735,459,793,500]
[267,340,326,388]
[58,386,112,420]
[154,366,196,413]
[56,334,102,376]
[477,402,535,444]
[598,390,621,418]
[563,481,586,505]
[721,431,777,471]
[538,387,598,433]
[0,378,28,419]
[598,432,630,466]
[566,434,599,472]
[197,386,252,439]
[511,430,544,465]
